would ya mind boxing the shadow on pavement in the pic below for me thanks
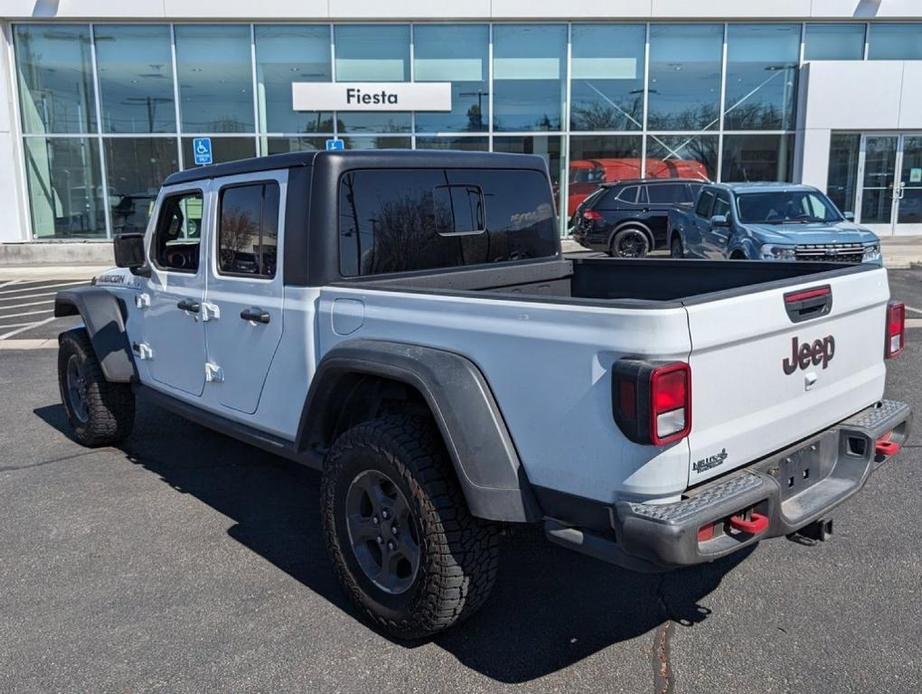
[34,399,751,684]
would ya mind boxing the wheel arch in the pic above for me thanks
[298,339,541,523]
[54,287,136,383]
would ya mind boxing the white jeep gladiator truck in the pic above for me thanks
[55,150,911,639]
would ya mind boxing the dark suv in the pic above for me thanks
[571,178,705,257]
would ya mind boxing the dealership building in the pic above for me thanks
[1,1,922,262]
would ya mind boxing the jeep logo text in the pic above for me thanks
[783,335,835,375]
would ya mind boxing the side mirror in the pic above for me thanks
[113,233,150,276]
[710,214,729,227]
[843,211,855,222]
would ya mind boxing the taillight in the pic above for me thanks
[885,301,905,358]
[612,359,692,446]
[582,209,603,222]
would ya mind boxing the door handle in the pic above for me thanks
[240,307,270,324]
[176,299,200,313]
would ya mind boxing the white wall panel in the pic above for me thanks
[163,0,327,18]
[330,0,492,19]
[491,0,650,19]
[652,0,811,18]
[0,24,27,242]
[811,0,922,18]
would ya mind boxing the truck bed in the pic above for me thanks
[337,256,872,307]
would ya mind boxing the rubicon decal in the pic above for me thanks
[783,335,835,375]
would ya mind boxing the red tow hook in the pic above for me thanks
[875,433,901,458]
[728,512,769,535]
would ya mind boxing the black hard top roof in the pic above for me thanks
[163,149,549,186]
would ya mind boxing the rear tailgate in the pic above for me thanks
[685,266,889,486]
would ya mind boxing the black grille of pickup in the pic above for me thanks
[794,243,865,264]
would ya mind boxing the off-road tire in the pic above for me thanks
[57,328,135,447]
[321,414,500,639]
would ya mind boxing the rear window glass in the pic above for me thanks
[339,168,558,277]
[647,183,690,204]
[616,186,639,203]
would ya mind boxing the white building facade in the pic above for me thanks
[2,1,922,260]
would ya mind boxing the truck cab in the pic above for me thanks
[669,182,882,263]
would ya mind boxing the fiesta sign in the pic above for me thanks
[292,82,452,112]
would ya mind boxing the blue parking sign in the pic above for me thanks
[325,138,344,151]
[192,137,213,166]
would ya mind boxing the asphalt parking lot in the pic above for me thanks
[1,270,921,693]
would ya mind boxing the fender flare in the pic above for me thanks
[297,339,542,523]
[55,287,136,383]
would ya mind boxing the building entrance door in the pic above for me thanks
[855,134,922,236]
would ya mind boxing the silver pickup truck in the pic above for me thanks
[55,151,910,638]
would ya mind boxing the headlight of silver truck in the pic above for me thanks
[759,244,796,260]
[862,244,881,263]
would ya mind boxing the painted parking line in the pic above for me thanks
[0,280,21,290]
[904,305,922,315]
[0,308,54,320]
[0,316,58,340]
[0,292,60,302]
[907,318,922,329]
[0,299,55,311]
[0,338,58,350]
[0,281,85,295]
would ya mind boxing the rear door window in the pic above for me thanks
[616,186,639,203]
[695,190,716,218]
[647,183,691,204]
[339,168,558,277]
[217,182,280,278]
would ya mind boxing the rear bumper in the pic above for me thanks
[544,400,911,572]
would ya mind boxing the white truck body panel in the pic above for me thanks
[314,286,693,503]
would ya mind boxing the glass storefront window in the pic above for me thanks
[492,25,567,132]
[255,25,333,134]
[647,24,723,131]
[826,133,861,215]
[94,25,175,134]
[415,137,489,151]
[868,24,922,60]
[342,136,412,150]
[646,134,717,181]
[181,137,255,168]
[175,25,254,133]
[334,25,411,134]
[567,135,642,217]
[23,137,107,238]
[14,25,97,134]
[104,138,179,235]
[493,136,564,219]
[721,134,795,182]
[804,24,866,61]
[724,25,800,131]
[414,25,489,133]
[266,137,329,154]
[570,25,645,132]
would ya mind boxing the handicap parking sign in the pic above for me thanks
[325,138,344,151]
[192,137,213,166]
